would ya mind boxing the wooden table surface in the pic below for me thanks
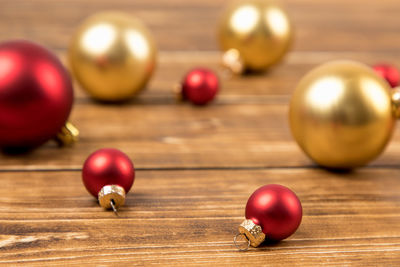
[1,0,400,265]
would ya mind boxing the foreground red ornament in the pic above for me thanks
[235,184,302,250]
[180,68,219,105]
[82,148,135,214]
[0,40,77,149]
[373,64,400,88]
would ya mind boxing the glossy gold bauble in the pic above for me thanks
[289,60,396,169]
[69,12,157,101]
[218,0,293,73]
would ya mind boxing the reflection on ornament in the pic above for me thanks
[69,12,157,101]
[218,0,293,74]
[289,60,397,169]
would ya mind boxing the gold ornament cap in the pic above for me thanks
[222,49,244,75]
[234,219,266,250]
[173,83,184,102]
[54,122,79,146]
[391,87,400,118]
[98,185,126,213]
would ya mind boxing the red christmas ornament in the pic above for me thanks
[180,68,219,105]
[0,40,78,149]
[82,148,135,214]
[235,184,302,250]
[372,64,400,88]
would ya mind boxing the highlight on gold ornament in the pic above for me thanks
[68,12,157,102]
[289,60,399,169]
[218,0,293,74]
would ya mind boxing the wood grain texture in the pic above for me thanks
[0,169,399,265]
[2,102,400,170]
[0,0,399,52]
[0,0,400,265]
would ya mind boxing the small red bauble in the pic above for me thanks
[181,68,219,105]
[235,184,302,250]
[0,40,76,148]
[372,64,400,88]
[246,184,302,240]
[82,148,135,213]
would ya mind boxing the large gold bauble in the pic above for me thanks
[289,60,395,169]
[218,0,293,73]
[69,12,157,101]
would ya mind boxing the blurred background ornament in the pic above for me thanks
[218,0,293,74]
[289,60,398,169]
[0,40,78,149]
[234,184,302,251]
[82,148,135,214]
[176,68,219,105]
[69,12,157,102]
[372,63,400,88]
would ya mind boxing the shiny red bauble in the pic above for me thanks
[0,40,74,148]
[181,68,219,105]
[245,184,302,241]
[82,148,135,197]
[373,64,400,88]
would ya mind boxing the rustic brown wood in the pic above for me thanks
[0,169,399,265]
[1,103,400,170]
[0,0,400,265]
[1,0,400,52]
[71,51,400,99]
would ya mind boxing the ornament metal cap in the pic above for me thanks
[173,83,184,102]
[391,87,400,118]
[55,122,79,146]
[98,185,126,215]
[234,219,266,251]
[222,49,244,75]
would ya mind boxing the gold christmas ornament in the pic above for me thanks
[289,60,398,169]
[69,12,157,101]
[218,0,293,74]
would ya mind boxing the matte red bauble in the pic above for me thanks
[235,184,302,250]
[180,68,219,105]
[0,40,77,149]
[373,64,400,88]
[82,148,135,213]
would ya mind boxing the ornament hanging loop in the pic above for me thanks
[234,233,250,252]
[110,199,119,216]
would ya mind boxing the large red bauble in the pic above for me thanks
[182,68,219,105]
[245,184,302,241]
[82,148,135,197]
[0,40,74,148]
[373,64,400,88]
